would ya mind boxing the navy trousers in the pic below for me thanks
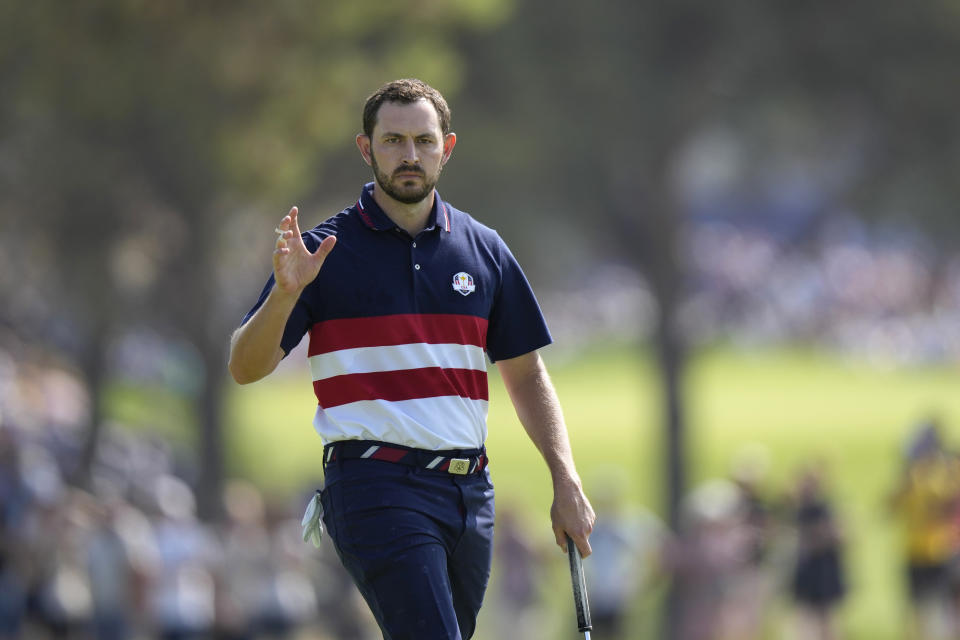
[320,457,495,640]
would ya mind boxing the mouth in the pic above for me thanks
[394,167,425,179]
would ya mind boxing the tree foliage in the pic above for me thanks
[1,0,957,528]
[0,0,510,516]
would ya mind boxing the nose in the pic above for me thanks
[400,139,418,164]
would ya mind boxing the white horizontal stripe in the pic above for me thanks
[314,395,489,451]
[310,343,487,382]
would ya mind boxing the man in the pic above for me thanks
[228,78,594,640]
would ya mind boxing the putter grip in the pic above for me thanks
[566,534,592,632]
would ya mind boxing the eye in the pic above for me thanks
[417,136,435,144]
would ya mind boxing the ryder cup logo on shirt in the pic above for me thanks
[452,272,476,296]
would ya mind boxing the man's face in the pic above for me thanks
[359,99,455,205]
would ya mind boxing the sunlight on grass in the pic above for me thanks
[224,343,960,639]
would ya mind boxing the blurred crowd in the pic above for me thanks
[684,220,960,365]
[0,338,379,640]
[548,417,960,640]
[3,330,960,639]
[542,218,960,366]
[662,451,848,640]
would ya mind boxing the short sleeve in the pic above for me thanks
[485,238,552,362]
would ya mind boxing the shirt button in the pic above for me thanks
[412,242,417,248]
[414,264,421,270]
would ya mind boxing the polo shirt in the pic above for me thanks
[242,183,552,450]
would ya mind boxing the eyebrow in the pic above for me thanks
[380,131,436,139]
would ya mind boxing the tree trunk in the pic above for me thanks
[189,208,228,523]
[196,338,227,522]
[606,167,689,640]
[657,292,688,640]
[75,315,110,488]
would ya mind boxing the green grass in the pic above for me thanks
[224,343,960,639]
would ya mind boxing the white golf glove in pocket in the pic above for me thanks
[301,490,324,548]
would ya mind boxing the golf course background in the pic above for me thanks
[223,342,960,639]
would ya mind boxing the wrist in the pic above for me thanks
[268,283,303,305]
[552,469,583,493]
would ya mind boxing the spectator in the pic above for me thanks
[86,497,139,640]
[27,489,94,640]
[889,417,960,640]
[215,480,272,640]
[667,479,752,640]
[0,428,29,639]
[491,507,544,640]
[149,475,218,640]
[788,461,847,640]
[725,445,776,640]
[584,474,666,639]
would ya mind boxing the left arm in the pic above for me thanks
[496,350,595,556]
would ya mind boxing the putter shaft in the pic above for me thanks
[566,534,593,636]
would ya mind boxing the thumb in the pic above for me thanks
[311,234,337,265]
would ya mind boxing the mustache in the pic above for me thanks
[393,166,425,177]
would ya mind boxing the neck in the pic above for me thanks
[372,185,435,236]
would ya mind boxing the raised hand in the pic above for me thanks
[272,206,337,295]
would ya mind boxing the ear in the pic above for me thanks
[356,134,373,166]
[441,132,457,167]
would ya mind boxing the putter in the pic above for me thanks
[566,534,593,640]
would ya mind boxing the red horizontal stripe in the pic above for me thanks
[313,367,488,408]
[370,447,408,463]
[309,314,488,356]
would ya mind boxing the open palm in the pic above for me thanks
[272,206,337,295]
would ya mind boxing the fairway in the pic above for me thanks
[225,343,960,638]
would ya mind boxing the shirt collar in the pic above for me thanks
[356,182,452,234]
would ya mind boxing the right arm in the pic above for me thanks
[228,206,336,384]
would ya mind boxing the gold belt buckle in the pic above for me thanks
[448,458,470,475]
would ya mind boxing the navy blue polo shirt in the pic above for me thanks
[242,183,551,450]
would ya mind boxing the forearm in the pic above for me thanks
[497,350,595,553]
[228,286,299,384]
[507,360,580,487]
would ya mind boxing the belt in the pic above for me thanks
[323,440,488,476]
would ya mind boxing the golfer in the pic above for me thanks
[229,78,595,640]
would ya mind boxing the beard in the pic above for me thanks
[371,152,440,205]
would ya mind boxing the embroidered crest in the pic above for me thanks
[452,272,476,296]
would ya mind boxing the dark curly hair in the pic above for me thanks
[362,78,451,137]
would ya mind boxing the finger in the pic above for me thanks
[276,208,294,231]
[573,533,593,558]
[554,526,568,552]
[555,526,593,557]
[290,205,302,236]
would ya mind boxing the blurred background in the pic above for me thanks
[2,1,960,639]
